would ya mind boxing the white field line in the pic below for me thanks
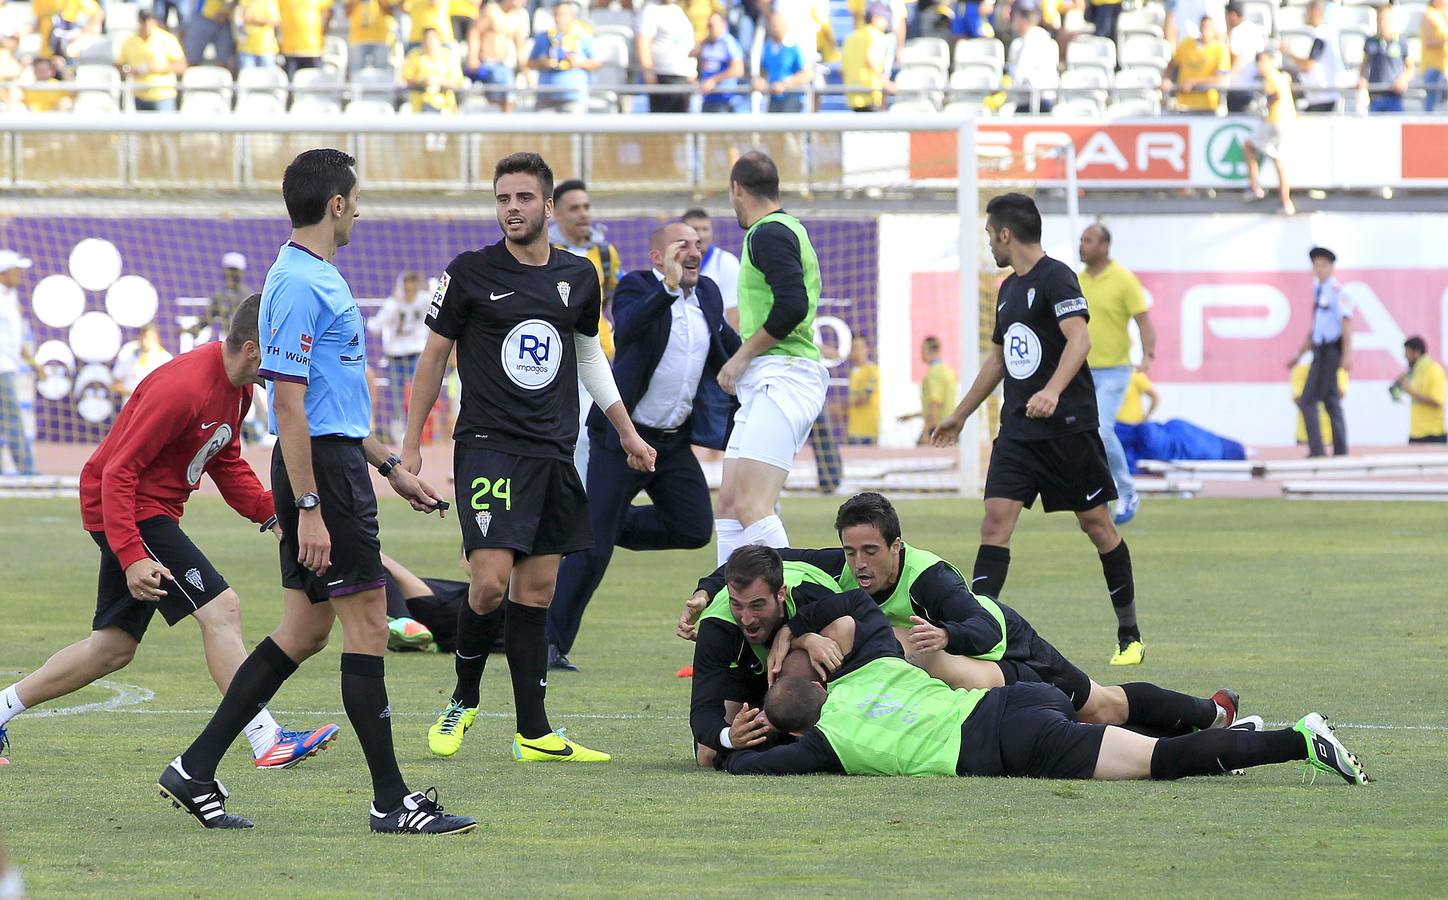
[24,679,155,717]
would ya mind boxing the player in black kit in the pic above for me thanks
[401,152,656,763]
[933,193,1144,667]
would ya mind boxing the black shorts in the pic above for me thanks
[453,444,592,558]
[384,575,476,653]
[90,517,229,642]
[272,437,385,603]
[996,610,1094,710]
[956,682,1106,780]
[984,430,1117,513]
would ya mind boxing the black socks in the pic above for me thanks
[452,601,504,708]
[1121,682,1219,736]
[505,601,553,740]
[340,653,407,811]
[1100,540,1139,645]
[1150,727,1305,780]
[972,545,1011,599]
[181,637,297,781]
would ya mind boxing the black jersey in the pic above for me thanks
[427,241,602,461]
[991,254,1098,441]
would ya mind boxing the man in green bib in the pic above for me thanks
[716,593,1369,786]
[682,492,1238,737]
[711,151,831,568]
[689,545,853,768]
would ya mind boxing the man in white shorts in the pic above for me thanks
[1244,50,1297,216]
[714,151,829,565]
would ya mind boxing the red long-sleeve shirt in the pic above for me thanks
[79,342,274,570]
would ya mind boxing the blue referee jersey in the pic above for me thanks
[258,241,372,438]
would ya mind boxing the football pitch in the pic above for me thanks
[2,495,1445,897]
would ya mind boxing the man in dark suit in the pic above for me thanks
[547,222,742,670]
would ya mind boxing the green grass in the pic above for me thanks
[2,496,1446,897]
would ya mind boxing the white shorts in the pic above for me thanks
[725,354,829,471]
[1254,121,1288,160]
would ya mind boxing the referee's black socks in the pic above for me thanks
[452,600,504,708]
[1121,682,1219,735]
[181,637,297,781]
[1149,727,1305,780]
[971,545,1011,599]
[340,653,408,811]
[504,600,553,740]
[1100,540,1140,645]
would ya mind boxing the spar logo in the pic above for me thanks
[501,318,563,389]
[1205,123,1254,181]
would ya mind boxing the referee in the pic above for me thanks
[160,149,476,836]
[932,193,1145,667]
[402,151,655,763]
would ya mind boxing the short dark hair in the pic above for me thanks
[723,545,784,595]
[225,293,262,351]
[137,8,154,21]
[764,677,826,732]
[1309,246,1337,263]
[1405,336,1428,355]
[1090,222,1112,244]
[552,178,586,205]
[494,152,555,199]
[730,151,780,202]
[922,335,941,352]
[1225,1,1244,16]
[681,207,710,222]
[984,192,1043,244]
[282,148,357,229]
[834,492,902,544]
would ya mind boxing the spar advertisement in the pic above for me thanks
[878,212,1448,447]
[846,116,1448,190]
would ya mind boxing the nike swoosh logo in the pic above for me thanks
[998,302,1007,311]
[201,421,219,429]
[1109,585,1127,595]
[517,741,572,757]
[1087,488,1103,500]
[490,291,515,301]
[970,576,989,583]
[539,678,548,688]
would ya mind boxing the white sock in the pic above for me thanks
[244,708,281,758]
[715,518,743,566]
[738,514,789,550]
[0,685,25,728]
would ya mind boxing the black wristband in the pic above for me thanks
[378,453,402,477]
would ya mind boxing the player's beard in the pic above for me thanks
[508,213,547,247]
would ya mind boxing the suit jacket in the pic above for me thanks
[586,269,741,451]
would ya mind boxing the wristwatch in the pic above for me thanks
[295,492,321,511]
[377,454,402,477]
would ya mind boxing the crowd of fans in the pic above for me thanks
[0,0,1441,115]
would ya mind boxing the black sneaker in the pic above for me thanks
[158,757,253,829]
[548,644,580,672]
[370,788,478,835]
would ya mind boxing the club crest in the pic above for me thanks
[184,568,204,591]
[556,281,571,307]
[475,510,492,537]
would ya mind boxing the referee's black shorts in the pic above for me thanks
[453,443,592,558]
[957,682,1106,780]
[90,517,230,642]
[984,430,1117,513]
[272,437,385,603]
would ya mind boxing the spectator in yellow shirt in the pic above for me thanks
[402,27,464,111]
[1115,371,1157,425]
[347,0,398,73]
[36,0,103,58]
[1422,0,1447,112]
[846,335,880,444]
[405,0,452,49]
[449,0,481,43]
[842,4,895,111]
[184,0,238,67]
[21,55,73,111]
[280,0,332,78]
[1165,15,1229,112]
[899,336,957,445]
[238,0,282,70]
[1395,336,1447,443]
[117,11,187,111]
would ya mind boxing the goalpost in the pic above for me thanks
[0,111,985,497]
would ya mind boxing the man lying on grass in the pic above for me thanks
[712,588,1369,785]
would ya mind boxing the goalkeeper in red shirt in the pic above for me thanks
[0,295,337,770]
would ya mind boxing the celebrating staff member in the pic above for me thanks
[546,222,740,670]
[933,193,1145,667]
[160,149,476,836]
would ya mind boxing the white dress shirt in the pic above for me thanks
[632,270,710,431]
[700,245,741,313]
